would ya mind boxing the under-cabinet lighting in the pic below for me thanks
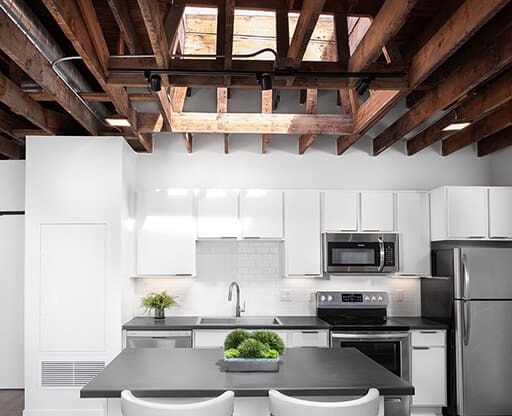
[167,189,188,196]
[105,117,131,127]
[206,189,227,198]
[442,122,471,131]
[247,189,266,198]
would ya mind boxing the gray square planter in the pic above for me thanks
[221,358,280,372]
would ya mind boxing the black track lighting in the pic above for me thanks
[149,74,162,92]
[355,77,373,96]
[257,73,272,91]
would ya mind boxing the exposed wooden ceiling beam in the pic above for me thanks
[164,4,186,54]
[170,87,188,113]
[217,87,229,153]
[182,132,193,153]
[261,89,273,153]
[334,12,350,69]
[442,101,512,155]
[169,112,353,135]
[298,89,318,154]
[353,89,400,134]
[107,0,144,54]
[406,70,512,155]
[276,6,290,58]
[0,135,22,159]
[137,112,164,133]
[137,0,169,69]
[287,0,326,68]
[0,11,100,135]
[0,108,23,140]
[477,125,512,157]
[373,22,512,155]
[348,0,417,73]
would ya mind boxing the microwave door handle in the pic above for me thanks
[378,237,385,272]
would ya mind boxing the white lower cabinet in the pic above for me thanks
[410,330,447,409]
[192,329,329,348]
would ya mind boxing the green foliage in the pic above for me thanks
[141,291,178,313]
[252,330,285,355]
[263,349,279,359]
[224,348,240,359]
[237,338,267,359]
[224,329,251,350]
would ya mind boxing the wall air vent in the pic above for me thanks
[41,361,105,387]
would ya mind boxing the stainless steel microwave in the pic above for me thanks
[323,233,399,274]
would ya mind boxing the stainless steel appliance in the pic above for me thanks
[422,242,512,416]
[124,330,192,348]
[317,291,410,416]
[323,233,399,274]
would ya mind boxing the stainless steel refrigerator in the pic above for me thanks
[421,242,512,416]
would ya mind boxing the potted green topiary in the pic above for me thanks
[222,329,285,372]
[141,291,178,320]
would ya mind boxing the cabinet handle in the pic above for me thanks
[413,347,430,350]
[419,331,437,334]
[301,331,319,334]
[491,236,510,239]
[467,236,484,239]
[244,236,261,239]
[221,236,237,239]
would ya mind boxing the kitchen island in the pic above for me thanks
[81,347,413,416]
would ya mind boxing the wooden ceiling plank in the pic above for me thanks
[0,135,22,159]
[169,112,352,135]
[298,89,318,154]
[0,11,99,134]
[287,0,327,68]
[407,70,512,155]
[477,125,512,157]
[349,0,417,72]
[137,0,169,69]
[107,0,144,54]
[373,24,512,155]
[261,89,273,153]
[442,101,512,156]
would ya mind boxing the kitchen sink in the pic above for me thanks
[198,316,282,325]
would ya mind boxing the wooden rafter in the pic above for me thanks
[217,87,229,153]
[298,89,319,154]
[477,125,512,157]
[0,135,22,159]
[442,101,512,155]
[406,70,512,155]
[261,89,273,153]
[276,5,290,58]
[107,0,143,54]
[0,108,23,141]
[0,11,100,135]
[348,0,417,73]
[137,0,169,68]
[333,12,349,68]
[182,132,193,153]
[164,5,186,54]
[374,21,512,155]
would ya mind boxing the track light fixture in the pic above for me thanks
[355,77,373,96]
[149,74,162,92]
[257,73,273,91]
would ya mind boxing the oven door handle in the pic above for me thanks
[378,236,385,272]
[331,332,409,340]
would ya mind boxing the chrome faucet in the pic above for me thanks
[228,281,245,317]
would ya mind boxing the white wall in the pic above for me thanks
[490,146,512,185]
[0,160,25,211]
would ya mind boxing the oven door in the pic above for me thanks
[331,332,410,381]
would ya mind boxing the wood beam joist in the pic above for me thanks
[298,89,318,154]
[169,113,353,135]
[217,87,229,153]
[287,0,326,68]
[354,0,511,153]
[164,4,186,54]
[107,0,143,54]
[406,70,512,155]
[261,89,273,153]
[338,88,359,116]
[0,11,100,135]
[348,0,417,73]
[333,12,350,69]
[218,0,235,70]
[182,132,193,153]
[276,5,289,58]
[477,125,512,157]
[137,0,169,68]
[0,135,22,159]
[0,108,23,140]
[442,101,512,156]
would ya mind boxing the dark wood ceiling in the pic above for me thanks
[0,0,510,158]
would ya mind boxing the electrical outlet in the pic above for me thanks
[280,289,291,302]
[391,289,405,302]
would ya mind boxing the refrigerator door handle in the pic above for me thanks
[463,299,471,346]
[462,254,471,300]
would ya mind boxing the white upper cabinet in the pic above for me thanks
[197,189,239,238]
[396,192,430,276]
[284,191,322,276]
[240,190,283,239]
[322,191,358,232]
[360,192,395,231]
[489,188,512,239]
[137,190,195,275]
[430,187,489,240]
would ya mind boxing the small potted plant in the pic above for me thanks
[141,291,178,320]
[222,329,285,372]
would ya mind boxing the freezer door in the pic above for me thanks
[462,247,512,299]
[458,300,512,416]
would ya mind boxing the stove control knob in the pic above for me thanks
[327,295,333,302]
[371,296,377,301]
[320,295,326,302]
[377,296,383,302]
[364,296,371,301]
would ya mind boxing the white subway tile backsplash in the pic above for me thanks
[133,240,421,317]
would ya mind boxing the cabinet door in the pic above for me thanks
[197,190,239,238]
[489,188,512,238]
[322,191,358,232]
[447,188,488,238]
[360,192,395,231]
[193,330,232,348]
[289,330,329,347]
[240,190,283,238]
[396,193,430,276]
[137,190,195,275]
[411,347,447,406]
[284,191,321,276]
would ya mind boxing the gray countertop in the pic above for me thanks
[123,316,330,330]
[392,317,448,330]
[80,348,414,398]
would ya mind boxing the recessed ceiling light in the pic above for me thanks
[105,117,131,127]
[442,122,471,131]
